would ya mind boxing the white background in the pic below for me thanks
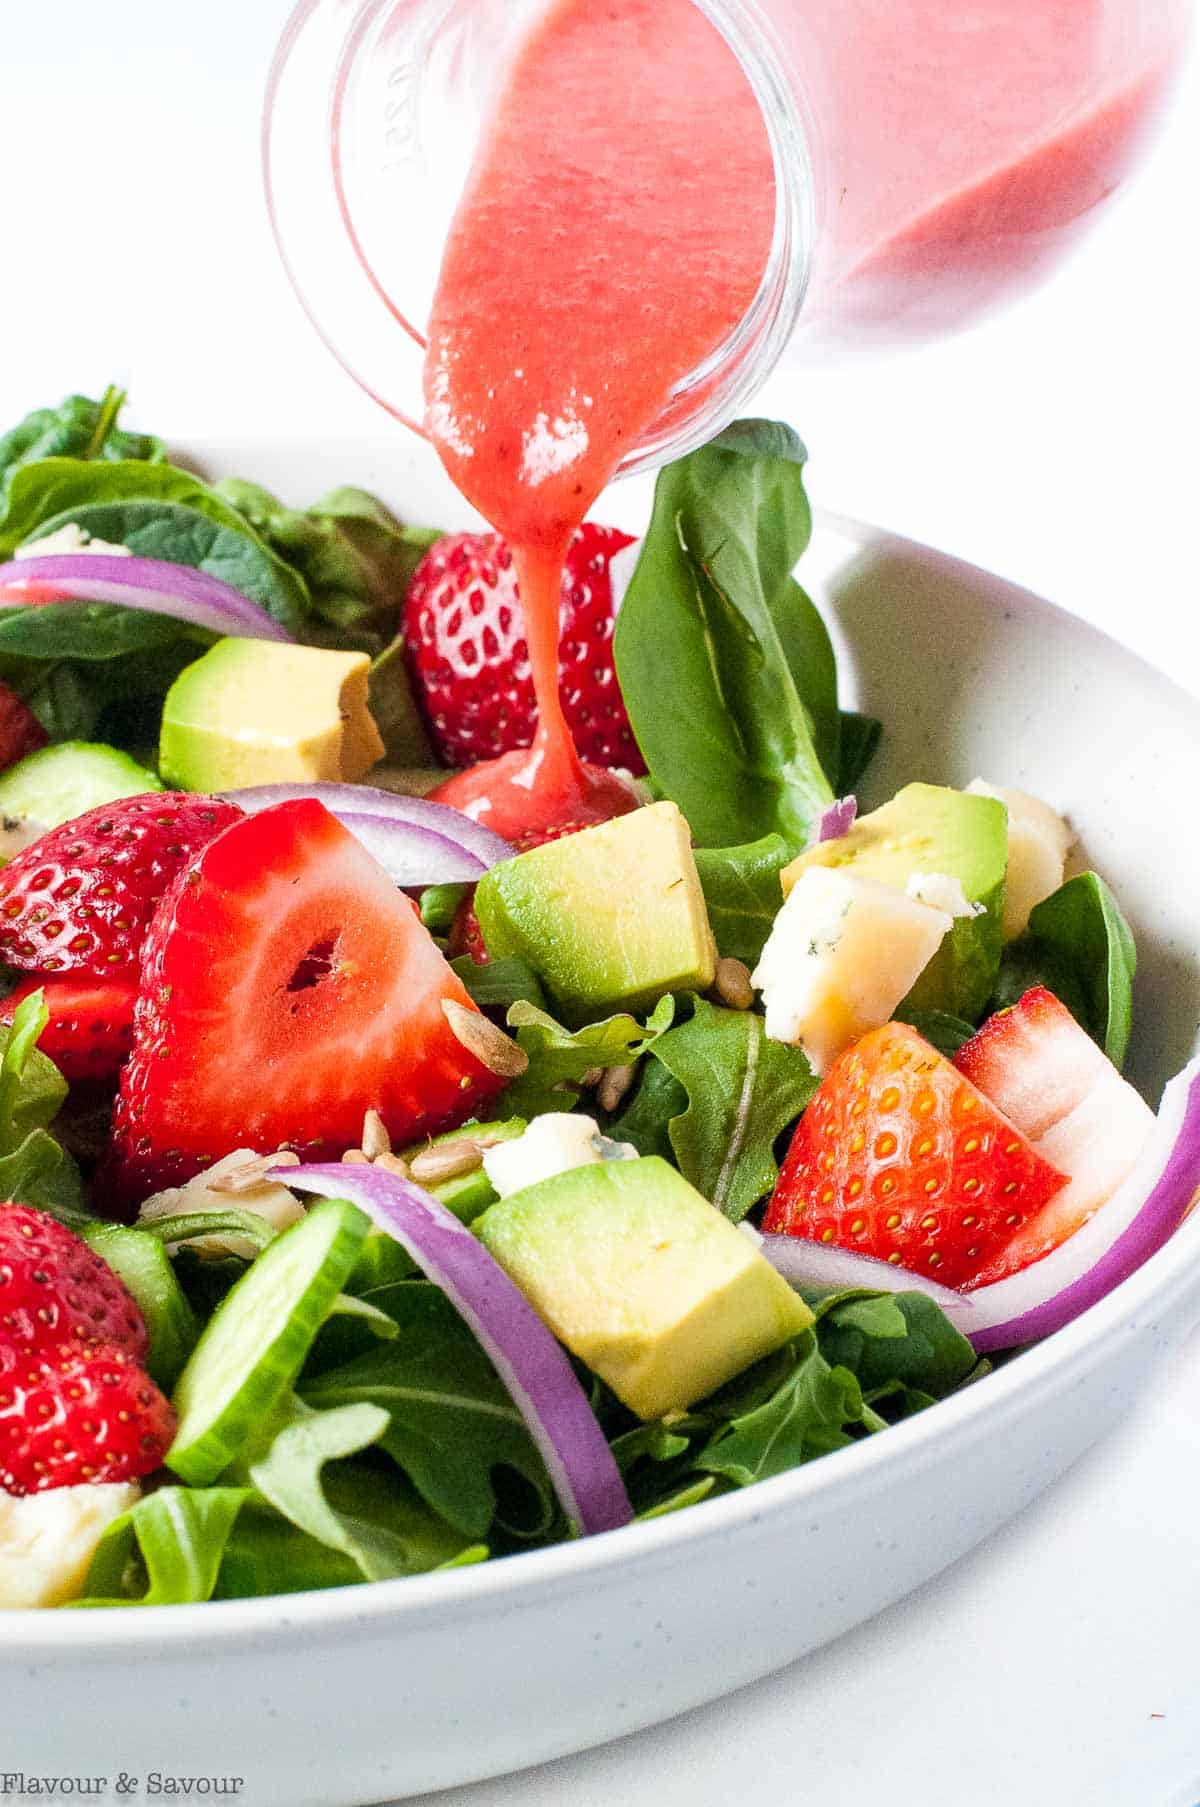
[3,7,1200,1805]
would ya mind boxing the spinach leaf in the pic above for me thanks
[810,1289,979,1401]
[694,1331,866,1485]
[369,634,437,763]
[77,1486,250,1607]
[894,1006,977,1057]
[503,995,675,1117]
[217,478,441,655]
[248,1398,479,1581]
[994,872,1136,1067]
[302,1282,556,1540]
[650,996,817,1220]
[693,834,793,966]
[837,711,882,793]
[613,420,836,847]
[0,600,207,663]
[29,497,311,636]
[0,388,163,497]
[0,457,300,590]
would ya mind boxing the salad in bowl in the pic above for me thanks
[0,391,1195,1613]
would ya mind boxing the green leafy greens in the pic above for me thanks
[994,872,1136,1067]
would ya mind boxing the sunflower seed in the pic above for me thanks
[361,1108,391,1159]
[714,956,755,1011]
[441,999,529,1078]
[410,1141,484,1184]
[598,1064,635,1112]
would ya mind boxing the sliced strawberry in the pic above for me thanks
[765,1021,1069,1290]
[404,524,645,773]
[448,818,600,968]
[0,792,242,980]
[955,986,1154,1269]
[0,1338,174,1494]
[2,973,137,1084]
[0,1203,148,1360]
[110,798,509,1201]
[0,681,48,772]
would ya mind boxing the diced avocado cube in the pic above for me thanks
[782,782,1007,1019]
[476,1156,812,1420]
[473,802,717,1023]
[159,638,385,792]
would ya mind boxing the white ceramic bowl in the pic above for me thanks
[3,440,1198,1806]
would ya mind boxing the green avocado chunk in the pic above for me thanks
[783,782,1008,1020]
[476,1156,812,1420]
[473,802,717,1024]
[0,741,162,831]
[159,637,385,792]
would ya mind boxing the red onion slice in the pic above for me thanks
[960,1054,1200,1352]
[754,1229,974,1328]
[817,797,857,843]
[277,1162,633,1537]
[0,554,293,643]
[224,782,514,878]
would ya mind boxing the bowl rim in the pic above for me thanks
[5,499,1199,1651]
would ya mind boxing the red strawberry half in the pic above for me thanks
[955,986,1154,1264]
[765,1021,1070,1290]
[2,973,137,1085]
[0,1338,174,1494]
[110,798,510,1201]
[0,792,242,980]
[0,681,48,773]
[404,524,645,772]
[0,1204,148,1361]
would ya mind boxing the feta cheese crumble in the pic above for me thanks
[483,1113,637,1199]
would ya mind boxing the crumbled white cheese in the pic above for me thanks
[1,815,48,856]
[14,522,133,560]
[483,1113,638,1200]
[751,867,953,1074]
[967,779,1075,939]
[0,1483,140,1609]
[138,1149,305,1257]
[905,871,985,919]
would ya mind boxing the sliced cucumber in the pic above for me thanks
[0,741,162,829]
[82,1223,199,1390]
[168,1199,368,1485]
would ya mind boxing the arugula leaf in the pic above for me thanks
[302,1282,556,1540]
[503,995,675,1117]
[894,1006,977,1057]
[693,834,793,966]
[77,1486,250,1607]
[605,1059,689,1160]
[650,996,817,1220]
[810,1289,979,1401]
[836,711,882,793]
[217,478,441,656]
[0,388,163,498]
[613,420,836,847]
[0,989,87,1219]
[994,872,1136,1067]
[452,954,548,1013]
[694,1331,866,1485]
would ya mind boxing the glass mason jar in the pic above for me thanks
[264,0,1187,476]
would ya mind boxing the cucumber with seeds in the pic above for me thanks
[0,741,162,830]
[168,1198,368,1484]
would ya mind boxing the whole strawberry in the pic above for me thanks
[0,1204,148,1360]
[1,974,137,1085]
[404,525,646,773]
[0,792,242,979]
[0,1338,175,1494]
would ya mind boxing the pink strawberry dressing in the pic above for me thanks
[424,0,1176,834]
